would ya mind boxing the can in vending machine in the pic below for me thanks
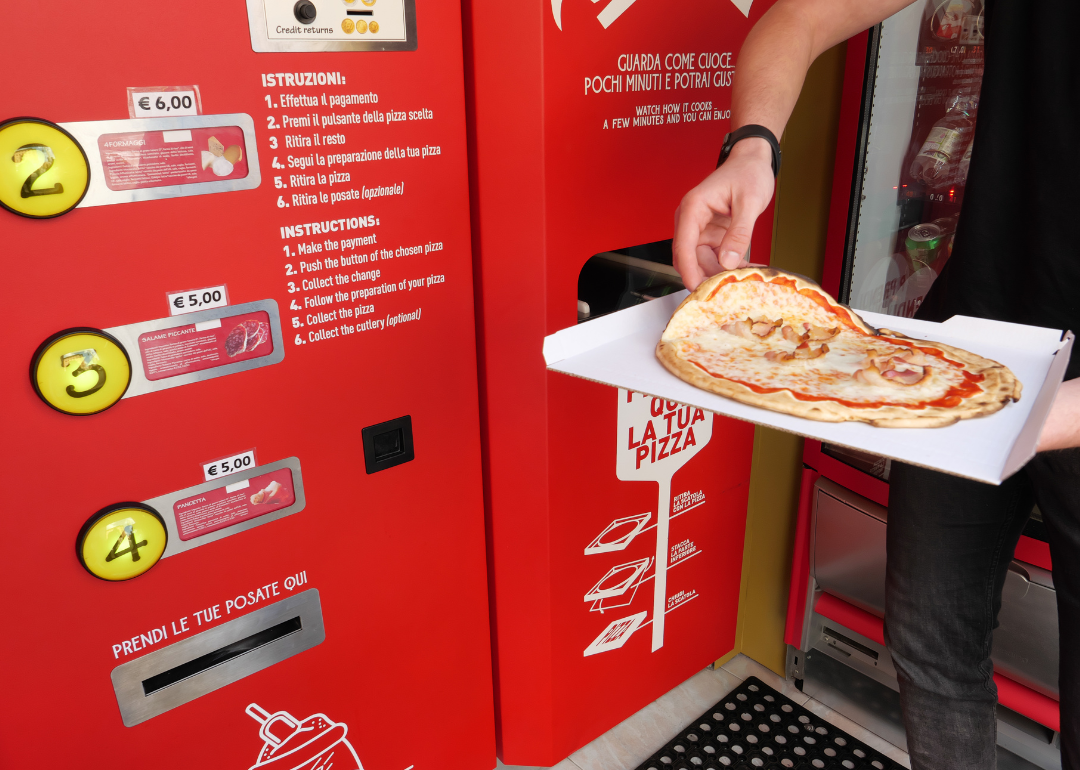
[905,223,945,269]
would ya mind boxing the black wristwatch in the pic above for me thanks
[718,124,781,177]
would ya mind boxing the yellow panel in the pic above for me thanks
[79,506,168,581]
[0,119,90,218]
[32,330,132,416]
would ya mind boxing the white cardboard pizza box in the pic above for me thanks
[544,291,1074,485]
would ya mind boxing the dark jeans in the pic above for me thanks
[885,450,1080,770]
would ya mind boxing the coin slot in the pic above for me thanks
[346,9,374,14]
[142,617,302,695]
[362,415,414,473]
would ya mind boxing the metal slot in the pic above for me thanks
[112,589,324,727]
[824,625,880,661]
[346,9,374,14]
[142,617,302,695]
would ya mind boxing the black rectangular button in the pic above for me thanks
[362,415,415,474]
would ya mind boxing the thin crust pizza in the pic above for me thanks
[656,268,1021,428]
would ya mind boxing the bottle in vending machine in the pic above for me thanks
[909,92,978,187]
[960,8,985,45]
[926,0,975,42]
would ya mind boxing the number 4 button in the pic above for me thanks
[77,503,168,581]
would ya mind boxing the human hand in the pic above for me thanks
[673,138,776,290]
[1037,378,1080,452]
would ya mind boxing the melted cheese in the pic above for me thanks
[665,279,969,407]
[664,282,842,341]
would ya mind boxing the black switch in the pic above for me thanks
[294,0,317,24]
[362,416,415,474]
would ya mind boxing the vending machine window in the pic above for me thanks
[577,239,684,323]
[838,0,984,318]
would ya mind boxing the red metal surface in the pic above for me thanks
[0,7,495,769]
[802,439,890,508]
[815,593,1060,732]
[1014,537,1053,572]
[784,467,820,648]
[464,1,778,763]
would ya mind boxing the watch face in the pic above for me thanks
[719,134,735,164]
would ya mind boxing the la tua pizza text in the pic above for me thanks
[628,395,708,469]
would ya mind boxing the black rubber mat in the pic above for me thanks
[635,676,905,770]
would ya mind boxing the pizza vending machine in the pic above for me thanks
[0,3,494,769]
[464,0,777,765]
[785,4,1062,766]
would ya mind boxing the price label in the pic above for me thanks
[130,89,200,118]
[203,450,256,482]
[167,285,229,316]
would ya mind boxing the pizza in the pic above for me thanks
[656,267,1021,428]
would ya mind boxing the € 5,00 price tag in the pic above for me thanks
[167,285,229,316]
[203,450,256,482]
[0,118,90,219]
[77,503,168,581]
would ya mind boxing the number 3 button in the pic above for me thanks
[77,503,168,581]
[0,117,90,218]
[31,328,131,415]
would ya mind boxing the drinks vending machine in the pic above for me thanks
[785,4,1062,767]
[0,2,495,769]
[464,0,777,764]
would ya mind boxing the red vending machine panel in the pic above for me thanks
[0,2,494,768]
[465,0,776,764]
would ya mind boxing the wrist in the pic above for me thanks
[719,124,781,176]
[727,137,774,166]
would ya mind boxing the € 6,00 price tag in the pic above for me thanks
[203,450,256,482]
[130,89,200,118]
[168,285,229,316]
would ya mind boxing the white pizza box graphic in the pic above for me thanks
[544,290,1073,485]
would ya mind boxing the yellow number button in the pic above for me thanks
[0,118,90,219]
[31,328,131,416]
[77,503,168,581]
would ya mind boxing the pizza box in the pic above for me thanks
[544,291,1074,485]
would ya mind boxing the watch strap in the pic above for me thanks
[718,124,781,176]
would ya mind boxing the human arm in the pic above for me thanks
[1037,379,1080,452]
[673,0,918,289]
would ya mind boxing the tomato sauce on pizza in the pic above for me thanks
[656,268,1020,428]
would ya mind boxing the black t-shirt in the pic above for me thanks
[917,0,1080,379]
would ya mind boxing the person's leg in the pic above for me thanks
[1025,448,1080,770]
[885,462,1034,770]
